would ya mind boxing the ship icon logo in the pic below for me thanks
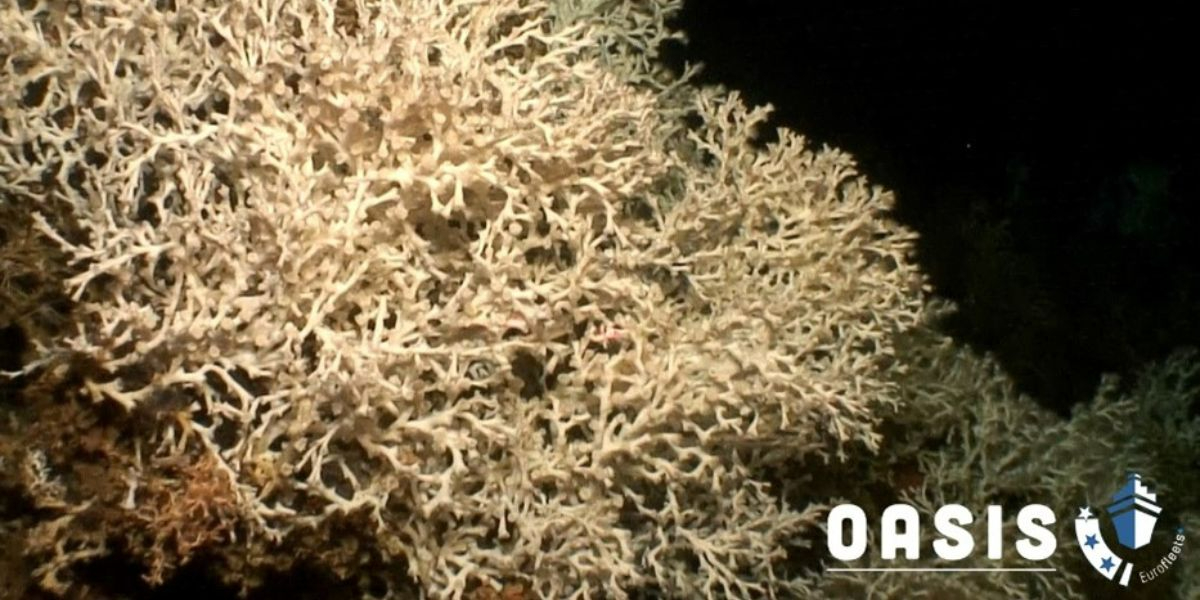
[1106,473,1162,550]
[1074,472,1185,587]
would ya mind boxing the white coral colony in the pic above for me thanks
[2,0,929,597]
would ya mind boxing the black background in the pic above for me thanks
[664,1,1200,414]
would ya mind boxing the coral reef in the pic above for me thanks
[5,0,1194,598]
[1,0,924,597]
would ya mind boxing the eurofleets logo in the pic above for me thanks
[1074,473,1188,587]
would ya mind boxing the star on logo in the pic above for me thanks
[1078,506,1094,520]
[1084,534,1099,549]
[1100,556,1115,572]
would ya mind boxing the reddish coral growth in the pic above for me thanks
[467,581,534,600]
[132,453,239,584]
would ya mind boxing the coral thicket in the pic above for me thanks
[5,1,1195,598]
[1,0,924,597]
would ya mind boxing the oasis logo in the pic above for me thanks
[1074,473,1187,587]
[826,503,1057,565]
[824,472,1187,585]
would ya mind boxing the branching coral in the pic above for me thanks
[801,308,1200,600]
[1,0,925,597]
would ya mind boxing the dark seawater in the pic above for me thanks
[665,1,1200,416]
